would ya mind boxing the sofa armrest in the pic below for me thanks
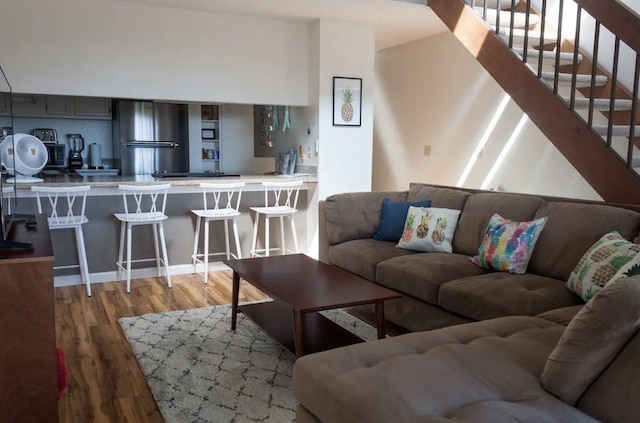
[324,191,408,246]
[318,200,329,263]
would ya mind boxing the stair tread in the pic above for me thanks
[490,26,558,45]
[474,7,539,28]
[593,125,637,137]
[567,97,634,111]
[541,72,608,88]
[513,48,582,61]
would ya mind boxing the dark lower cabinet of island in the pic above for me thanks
[0,214,57,422]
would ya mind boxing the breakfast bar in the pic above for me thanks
[3,174,318,287]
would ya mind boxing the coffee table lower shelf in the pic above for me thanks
[239,301,365,356]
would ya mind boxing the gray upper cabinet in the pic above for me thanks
[7,94,112,120]
[0,93,8,116]
[11,94,43,117]
[44,96,73,116]
[74,97,111,119]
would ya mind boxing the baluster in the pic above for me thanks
[509,0,516,48]
[553,0,564,94]
[570,6,582,110]
[483,0,488,21]
[538,0,547,78]
[588,22,601,128]
[606,37,621,148]
[496,0,501,33]
[628,53,639,168]
[523,0,532,64]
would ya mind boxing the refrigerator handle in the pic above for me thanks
[123,140,178,148]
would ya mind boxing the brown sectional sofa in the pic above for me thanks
[318,184,640,331]
[293,184,640,422]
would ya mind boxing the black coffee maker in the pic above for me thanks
[67,133,85,169]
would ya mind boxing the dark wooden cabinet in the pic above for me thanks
[0,214,57,422]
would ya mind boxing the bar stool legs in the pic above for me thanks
[114,184,172,293]
[192,214,242,284]
[250,212,299,257]
[191,182,245,284]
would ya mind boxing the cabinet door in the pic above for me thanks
[74,97,111,118]
[11,94,40,116]
[44,95,73,116]
[0,93,8,116]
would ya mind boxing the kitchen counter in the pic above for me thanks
[5,173,318,194]
[3,173,319,285]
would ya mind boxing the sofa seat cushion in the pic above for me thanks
[328,239,417,282]
[535,305,584,326]
[439,273,583,321]
[376,253,488,305]
[293,317,598,423]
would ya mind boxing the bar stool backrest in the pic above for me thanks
[262,180,302,211]
[200,182,245,214]
[31,185,91,226]
[118,184,171,221]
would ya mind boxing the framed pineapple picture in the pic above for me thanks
[333,77,362,126]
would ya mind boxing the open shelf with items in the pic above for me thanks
[201,105,221,173]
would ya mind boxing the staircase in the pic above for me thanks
[429,0,640,203]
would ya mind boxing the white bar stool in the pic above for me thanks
[32,186,92,296]
[114,184,172,293]
[191,182,244,284]
[250,180,302,257]
[2,186,13,214]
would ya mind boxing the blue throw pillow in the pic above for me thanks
[373,198,432,242]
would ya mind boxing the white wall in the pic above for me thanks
[316,20,376,199]
[374,32,602,200]
[0,0,309,106]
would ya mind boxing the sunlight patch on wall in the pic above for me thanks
[481,113,528,189]
[456,94,511,187]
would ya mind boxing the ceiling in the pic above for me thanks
[112,0,448,50]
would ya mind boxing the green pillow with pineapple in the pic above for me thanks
[567,231,640,302]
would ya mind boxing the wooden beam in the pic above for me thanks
[575,0,640,54]
[429,0,640,204]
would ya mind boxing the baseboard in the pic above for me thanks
[53,261,232,287]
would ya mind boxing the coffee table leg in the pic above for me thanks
[292,310,304,358]
[231,271,240,330]
[375,301,386,339]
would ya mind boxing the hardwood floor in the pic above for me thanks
[55,271,267,423]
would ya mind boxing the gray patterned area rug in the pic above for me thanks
[119,303,377,423]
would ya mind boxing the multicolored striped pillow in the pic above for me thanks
[470,213,548,274]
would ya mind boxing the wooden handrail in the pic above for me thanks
[429,0,640,203]
[575,0,640,54]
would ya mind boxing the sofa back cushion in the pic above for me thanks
[453,192,546,256]
[407,185,471,210]
[540,275,640,406]
[527,203,640,280]
[324,191,407,245]
[576,323,640,423]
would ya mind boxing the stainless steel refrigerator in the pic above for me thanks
[112,100,189,175]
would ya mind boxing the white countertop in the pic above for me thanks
[3,174,318,195]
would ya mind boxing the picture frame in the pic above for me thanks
[201,129,216,139]
[333,77,362,127]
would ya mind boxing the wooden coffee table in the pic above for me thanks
[224,254,401,358]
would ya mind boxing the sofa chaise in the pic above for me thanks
[293,184,640,422]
